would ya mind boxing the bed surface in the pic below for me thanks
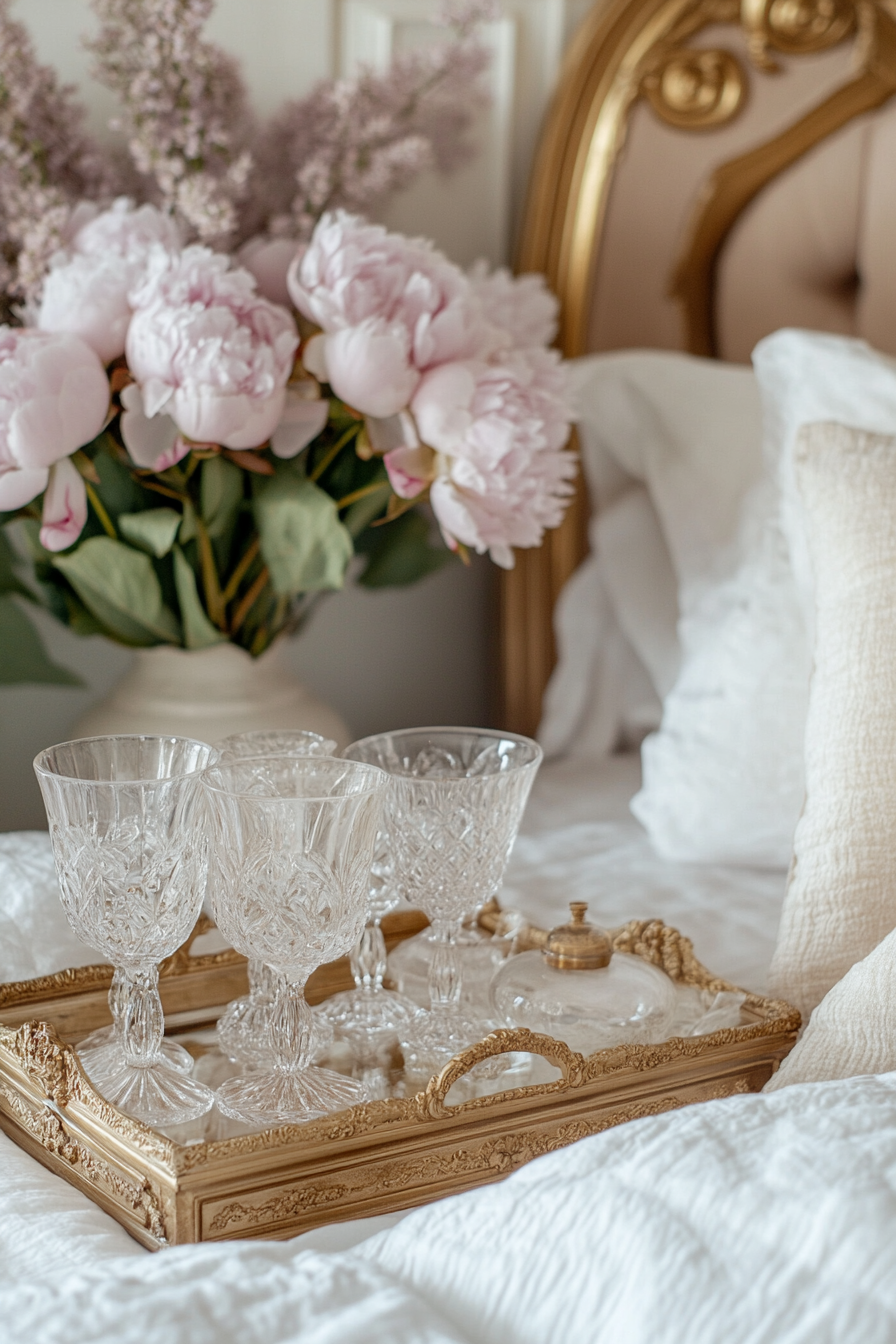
[0,757,787,1262]
[2,762,892,1343]
[0,754,788,995]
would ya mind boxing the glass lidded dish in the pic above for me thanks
[490,902,677,1055]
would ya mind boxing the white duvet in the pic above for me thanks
[2,1072,896,1342]
[7,756,884,1344]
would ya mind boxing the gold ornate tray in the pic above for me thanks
[0,916,799,1249]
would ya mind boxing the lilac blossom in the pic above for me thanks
[0,0,110,306]
[88,0,254,246]
[251,0,496,242]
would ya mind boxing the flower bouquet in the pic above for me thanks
[0,0,575,688]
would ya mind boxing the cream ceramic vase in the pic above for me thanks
[72,642,350,749]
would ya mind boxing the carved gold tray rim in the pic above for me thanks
[0,917,801,1179]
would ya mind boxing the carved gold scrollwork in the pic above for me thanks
[742,0,855,66]
[644,46,747,127]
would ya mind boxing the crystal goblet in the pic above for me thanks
[212,729,337,1068]
[314,820,420,1096]
[344,728,542,1073]
[201,756,386,1126]
[33,735,216,1126]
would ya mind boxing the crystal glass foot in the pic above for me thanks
[216,1065,366,1126]
[79,969,193,1080]
[213,731,338,1068]
[34,735,216,1126]
[201,756,386,1126]
[345,728,542,1076]
[217,960,334,1068]
[325,764,427,1067]
[317,905,420,1068]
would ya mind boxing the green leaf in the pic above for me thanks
[201,456,244,539]
[253,472,353,596]
[119,509,182,557]
[358,509,453,589]
[0,595,83,685]
[92,436,147,515]
[179,501,198,543]
[0,527,34,599]
[52,537,182,647]
[172,545,225,650]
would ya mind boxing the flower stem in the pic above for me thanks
[195,516,226,630]
[336,480,390,510]
[230,564,270,636]
[85,483,117,539]
[309,421,361,482]
[221,535,260,605]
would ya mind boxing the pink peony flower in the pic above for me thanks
[39,456,87,552]
[404,348,576,568]
[324,320,420,417]
[37,199,181,365]
[467,261,559,349]
[238,236,300,308]
[0,328,109,513]
[287,211,496,416]
[270,384,330,459]
[126,246,299,451]
[119,383,190,472]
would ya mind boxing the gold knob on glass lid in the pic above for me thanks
[543,902,612,970]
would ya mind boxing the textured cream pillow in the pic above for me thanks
[766,928,896,1089]
[768,421,896,1025]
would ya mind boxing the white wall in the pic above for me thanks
[0,0,589,830]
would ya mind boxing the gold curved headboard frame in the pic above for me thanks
[499,0,896,736]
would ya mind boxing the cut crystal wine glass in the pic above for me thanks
[212,729,337,1068]
[314,818,421,1096]
[201,755,386,1126]
[343,728,542,1075]
[33,735,216,1126]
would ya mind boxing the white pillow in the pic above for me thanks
[766,422,896,1084]
[768,421,896,1020]
[541,351,763,758]
[632,514,810,867]
[574,350,764,611]
[634,330,896,868]
[539,494,663,758]
[753,329,896,632]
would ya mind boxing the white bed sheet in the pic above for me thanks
[505,753,787,994]
[0,754,802,1342]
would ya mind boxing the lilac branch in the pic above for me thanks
[0,0,110,305]
[88,0,255,246]
[250,0,498,242]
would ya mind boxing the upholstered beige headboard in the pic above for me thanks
[499,0,896,735]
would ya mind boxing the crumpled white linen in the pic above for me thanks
[503,756,786,993]
[3,1073,896,1343]
[0,830,96,981]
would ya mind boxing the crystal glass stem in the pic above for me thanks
[428,920,464,1011]
[120,964,164,1069]
[350,919,388,992]
[250,959,276,999]
[271,973,313,1074]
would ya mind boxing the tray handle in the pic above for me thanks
[421,1027,584,1120]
